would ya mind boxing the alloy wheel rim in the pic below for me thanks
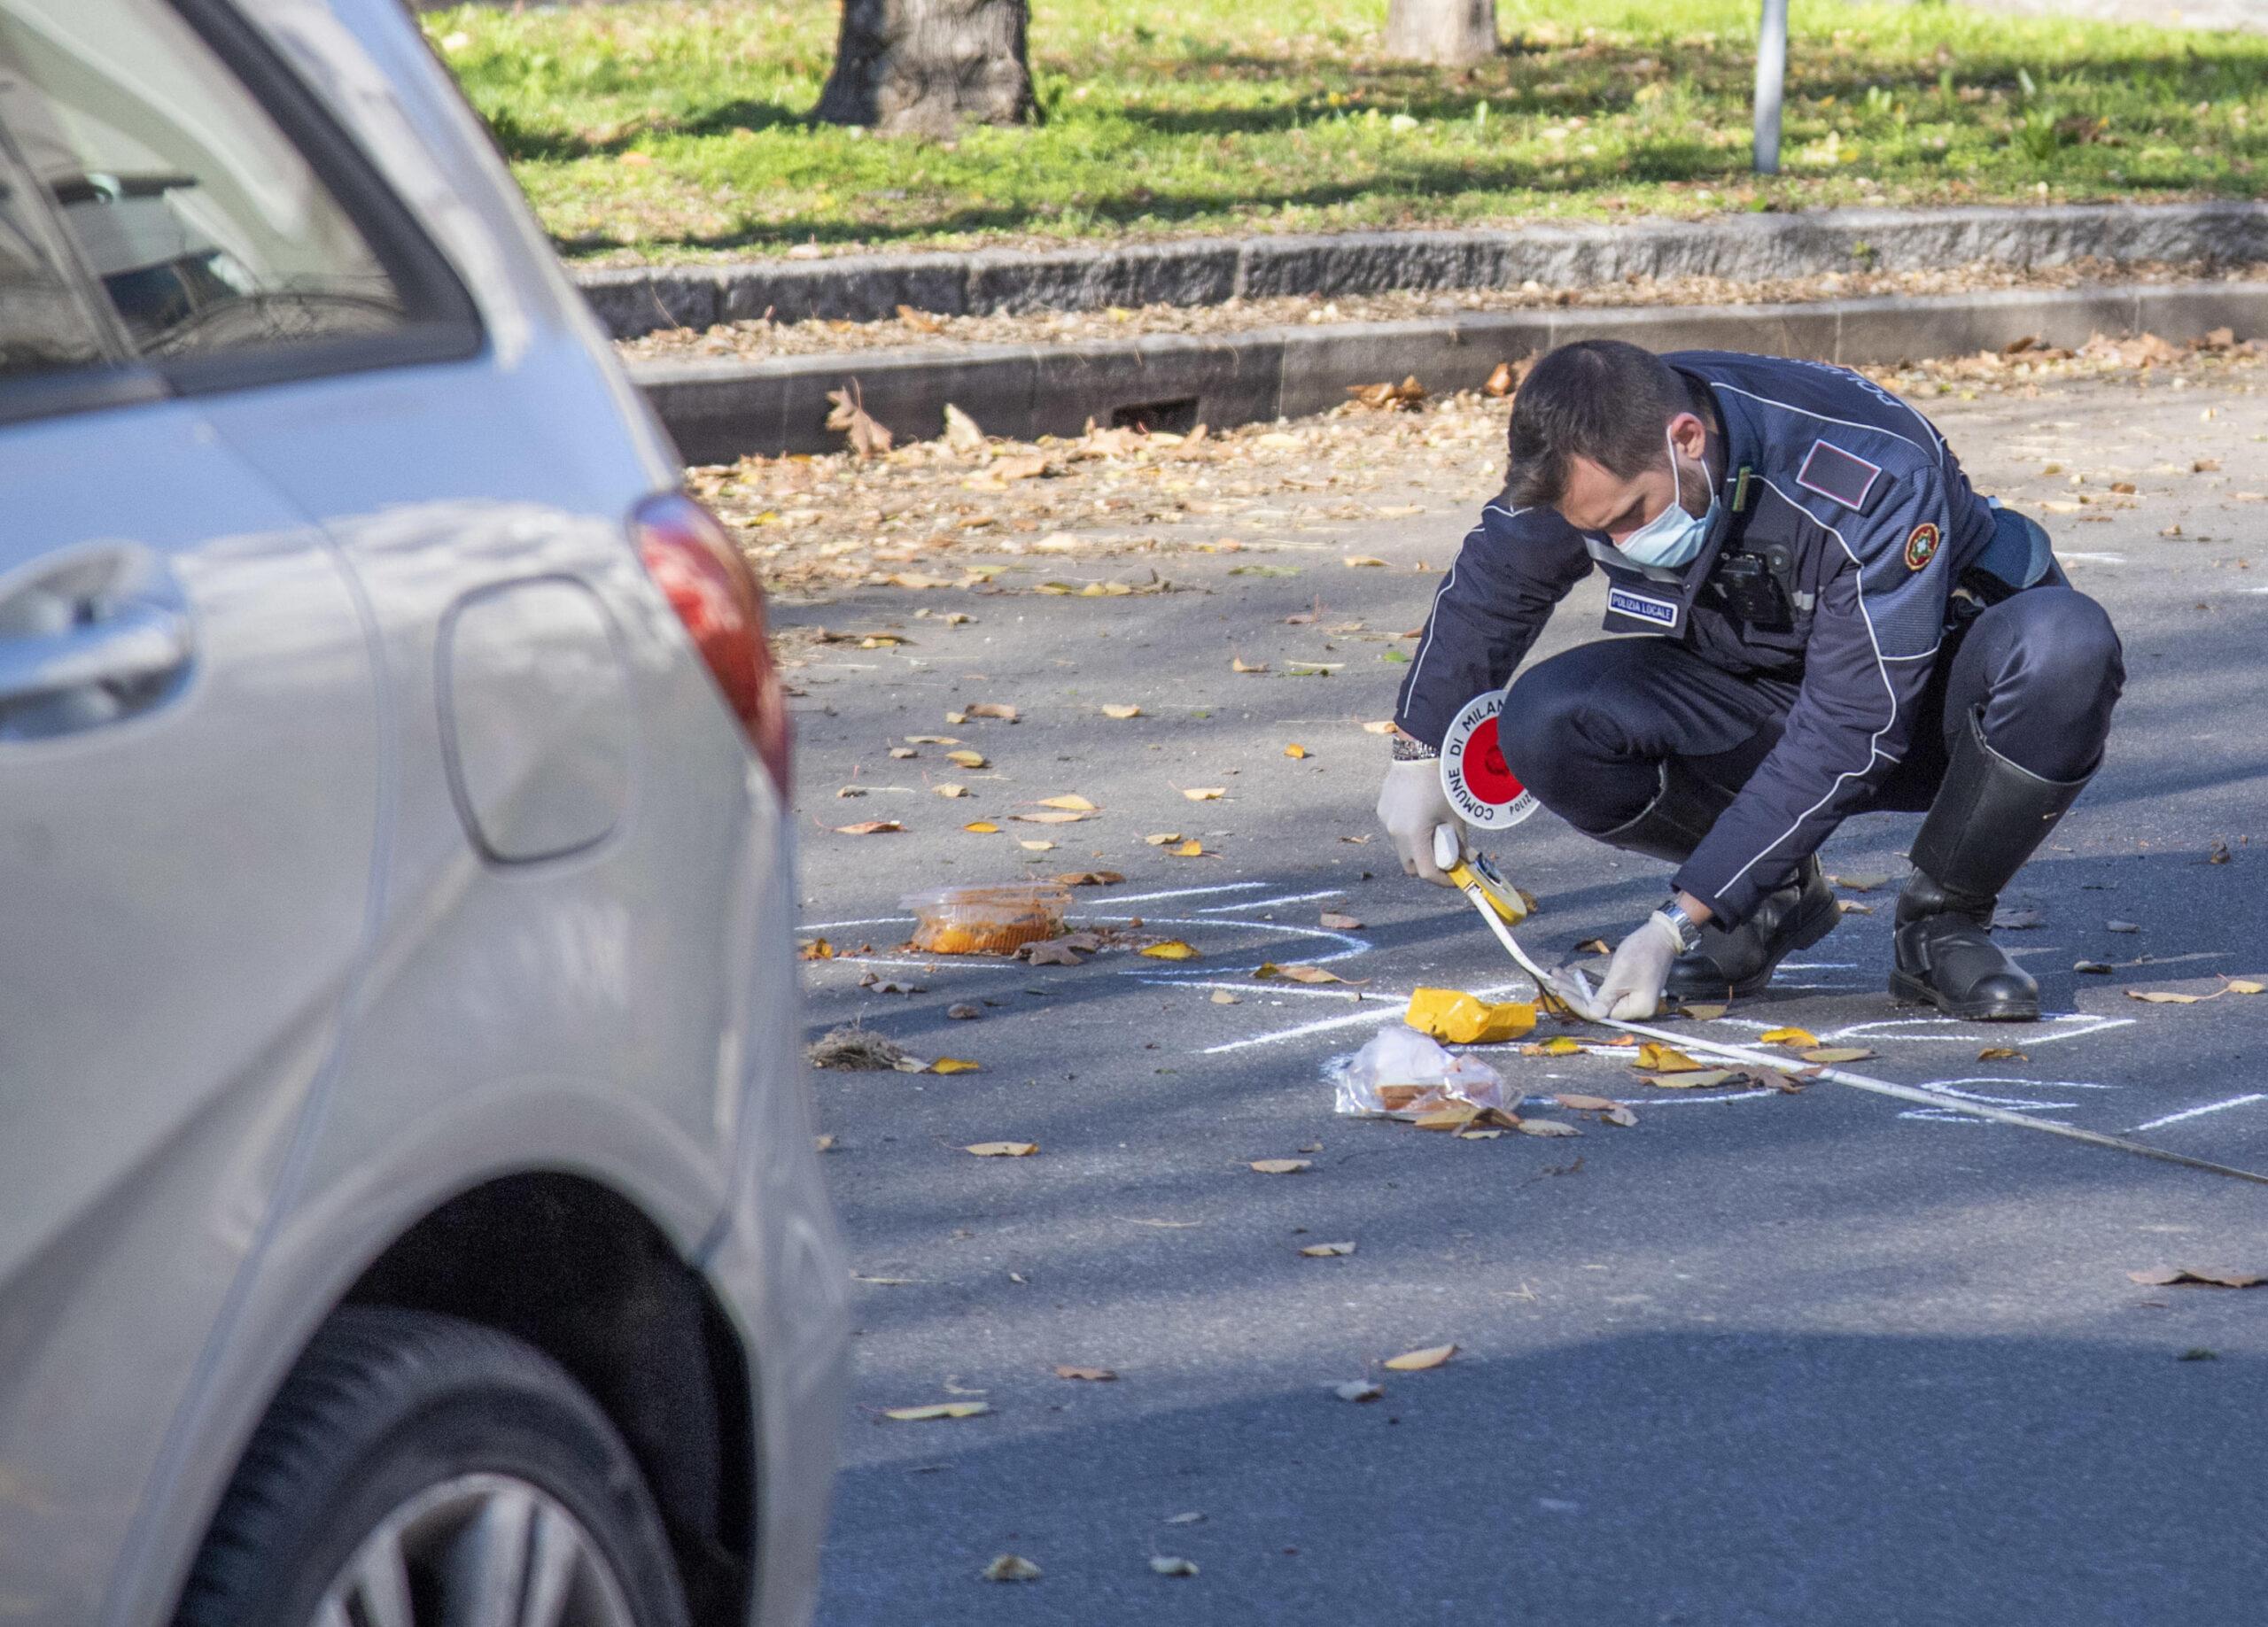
[308,1472,637,1627]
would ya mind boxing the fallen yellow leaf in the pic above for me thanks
[1282,964,1363,985]
[930,1058,982,1074]
[1140,941,1200,960]
[1038,794,1097,811]
[884,1402,991,1421]
[1641,1068,1739,1089]
[1632,1042,1705,1073]
[2226,980,2265,995]
[1171,839,1207,857]
[934,784,969,798]
[1183,786,1227,802]
[965,1141,1037,1157]
[2127,989,2207,1004]
[963,820,1000,833]
[1231,656,1267,674]
[1383,1343,1457,1371]
[946,748,988,769]
[798,939,835,961]
[1343,554,1388,568]
[1284,743,1309,759]
[1101,703,1142,719]
[1406,988,1536,1044]
[1758,1027,1820,1049]
[1526,1035,1583,1057]
[1800,1047,1876,1065]
[835,820,905,835]
[1248,1158,1311,1174]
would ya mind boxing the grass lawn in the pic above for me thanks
[424,0,2268,265]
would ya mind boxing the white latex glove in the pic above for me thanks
[1377,757,1468,887]
[1585,911,1683,1022]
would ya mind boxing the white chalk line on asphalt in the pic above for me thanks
[2133,1094,2268,1133]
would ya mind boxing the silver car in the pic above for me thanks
[0,0,847,1623]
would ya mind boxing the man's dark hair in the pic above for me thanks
[1504,339,1691,509]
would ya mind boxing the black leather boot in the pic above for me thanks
[1891,709,2093,1021]
[1595,761,1839,1003]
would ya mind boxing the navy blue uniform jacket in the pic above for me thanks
[1393,352,1998,926]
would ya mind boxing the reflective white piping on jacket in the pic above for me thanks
[1712,473,1906,901]
[1712,381,1936,466]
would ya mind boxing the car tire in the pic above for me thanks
[174,1305,693,1627]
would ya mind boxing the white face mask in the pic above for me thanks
[1616,425,1715,569]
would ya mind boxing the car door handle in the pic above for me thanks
[0,598,193,706]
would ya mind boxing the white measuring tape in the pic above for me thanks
[1433,826,2268,1188]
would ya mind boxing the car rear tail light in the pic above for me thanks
[632,492,791,796]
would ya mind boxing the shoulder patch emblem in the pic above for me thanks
[1904,522,1942,571]
[1795,439,1884,512]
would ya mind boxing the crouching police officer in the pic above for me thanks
[1378,339,2124,1023]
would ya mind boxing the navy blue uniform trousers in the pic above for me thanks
[1500,586,2124,846]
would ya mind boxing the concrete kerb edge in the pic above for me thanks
[636,280,2268,464]
[583,201,2268,341]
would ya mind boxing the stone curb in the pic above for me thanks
[635,279,2268,465]
[583,202,2268,341]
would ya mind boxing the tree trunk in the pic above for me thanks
[813,0,1035,136]
[1383,0,1499,66]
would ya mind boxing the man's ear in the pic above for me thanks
[1668,411,1708,460]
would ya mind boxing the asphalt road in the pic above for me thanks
[784,365,2268,1625]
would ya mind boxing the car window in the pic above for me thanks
[0,0,408,365]
[0,135,110,382]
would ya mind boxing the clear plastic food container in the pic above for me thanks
[903,883,1074,955]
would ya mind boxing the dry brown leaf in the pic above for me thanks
[825,383,894,459]
[1343,554,1388,568]
[1052,871,1125,886]
[906,734,959,745]
[1140,941,1200,960]
[1319,911,1363,930]
[1977,1046,2028,1061]
[1024,941,1084,965]
[1209,989,1239,1004]
[945,748,988,769]
[941,399,984,451]
[933,785,969,801]
[947,1003,981,1020]
[1347,376,1427,411]
[1553,1094,1619,1112]
[1300,1241,1356,1258]
[1682,1003,1729,1020]
[1362,719,1397,734]
[1603,1104,1639,1127]
[1641,1068,1739,1090]
[1800,1048,1876,1065]
[889,746,917,759]
[1575,938,1612,957]
[835,820,905,835]
[798,939,835,961]
[1054,1365,1117,1382]
[1280,965,1363,985]
[1037,794,1098,811]
[813,1133,836,1152]
[2127,1266,2265,1289]
[967,702,1019,722]
[1231,656,1268,674]
[1145,832,1184,846]
[1101,703,1142,719]
[1383,1343,1456,1371]
[1183,786,1226,802]
[980,1553,1041,1583]
[1248,1158,1312,1174]
[884,1401,990,1421]
[965,1141,1037,1157]
[1518,1119,1581,1138]
[1015,810,1089,825]
[2127,989,2208,1004]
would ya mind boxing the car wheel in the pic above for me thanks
[175,1305,692,1627]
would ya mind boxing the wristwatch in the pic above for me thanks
[1389,731,1439,762]
[1657,899,1704,955]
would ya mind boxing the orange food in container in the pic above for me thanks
[904,884,1073,955]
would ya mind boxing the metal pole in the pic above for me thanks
[1754,0,1788,175]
